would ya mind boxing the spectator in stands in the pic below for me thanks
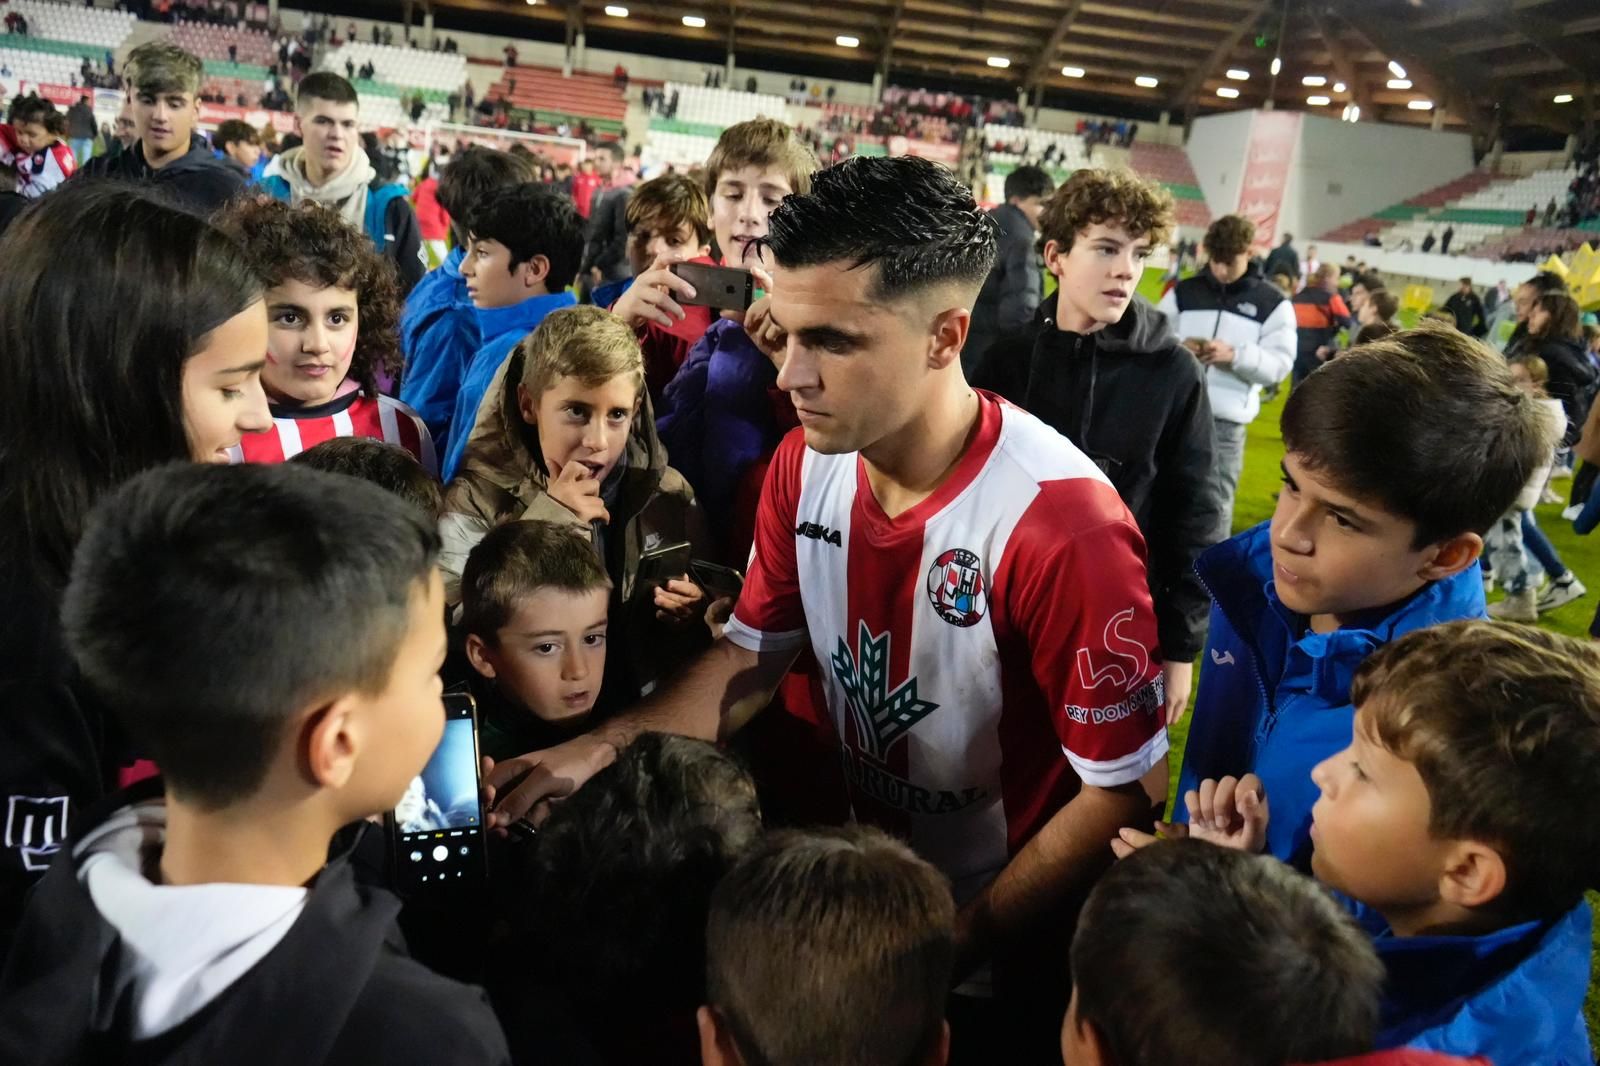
[262,72,426,294]
[978,169,1220,723]
[77,43,247,215]
[1421,229,1437,253]
[65,95,96,167]
[1263,232,1299,281]
[1286,264,1350,379]
[213,119,264,180]
[1440,224,1455,255]
[582,144,634,295]
[700,827,955,1066]
[1160,213,1297,545]
[1443,276,1486,338]
[438,183,584,479]
[965,164,1054,372]
[401,146,534,444]
[1068,841,1382,1066]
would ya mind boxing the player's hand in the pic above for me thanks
[1110,820,1189,859]
[1316,344,1332,361]
[612,254,697,329]
[1201,338,1236,366]
[484,733,618,828]
[704,595,735,640]
[654,576,705,624]
[1183,774,1269,852]
[1162,659,1193,726]
[546,460,610,525]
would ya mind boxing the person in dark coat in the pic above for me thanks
[966,164,1054,373]
[1442,276,1486,337]
[1262,232,1299,281]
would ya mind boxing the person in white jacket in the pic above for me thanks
[1157,215,1297,540]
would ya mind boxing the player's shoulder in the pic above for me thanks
[991,400,1112,491]
[991,404,1140,545]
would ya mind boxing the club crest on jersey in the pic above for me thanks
[926,548,987,628]
[832,621,940,763]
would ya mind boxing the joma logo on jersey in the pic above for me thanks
[795,521,842,546]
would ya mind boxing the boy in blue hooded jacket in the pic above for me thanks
[1136,621,1595,1066]
[1175,325,1551,864]
[399,147,534,444]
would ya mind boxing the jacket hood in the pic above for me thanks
[1198,521,1486,706]
[1034,292,1181,357]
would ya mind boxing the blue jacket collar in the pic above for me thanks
[1197,522,1486,704]
[442,245,466,280]
[476,290,577,346]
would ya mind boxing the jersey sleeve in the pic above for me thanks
[999,482,1168,788]
[723,428,808,653]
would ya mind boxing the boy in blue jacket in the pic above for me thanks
[439,183,585,480]
[399,147,534,444]
[1175,325,1551,864]
[1142,621,1596,1065]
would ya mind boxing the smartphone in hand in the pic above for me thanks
[389,692,487,897]
[671,262,755,312]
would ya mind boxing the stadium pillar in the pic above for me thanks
[422,11,434,49]
[266,0,277,18]
[871,71,883,102]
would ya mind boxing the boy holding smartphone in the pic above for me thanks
[0,463,508,1065]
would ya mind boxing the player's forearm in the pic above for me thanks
[595,636,794,750]
[955,774,1161,973]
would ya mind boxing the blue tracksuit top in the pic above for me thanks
[400,247,479,445]
[440,291,577,481]
[1175,521,1486,862]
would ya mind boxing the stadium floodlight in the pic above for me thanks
[1270,57,1282,75]
[1217,86,1240,99]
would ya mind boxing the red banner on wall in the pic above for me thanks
[1236,110,1302,248]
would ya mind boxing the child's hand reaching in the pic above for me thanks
[547,461,610,525]
[612,254,697,329]
[1108,774,1270,858]
[654,576,705,625]
[704,595,735,640]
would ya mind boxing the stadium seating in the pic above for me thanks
[322,40,465,95]
[1129,142,1212,229]
[6,0,135,52]
[1334,168,1570,255]
[168,20,274,66]
[487,65,626,135]
[644,127,719,169]
[0,44,89,86]
[662,82,787,128]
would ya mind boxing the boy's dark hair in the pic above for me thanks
[1037,167,1174,255]
[1353,620,1600,924]
[61,463,441,810]
[1071,839,1382,1066]
[705,826,954,1066]
[1534,290,1582,341]
[1204,214,1256,263]
[460,519,611,638]
[1002,163,1054,202]
[703,117,818,198]
[1353,321,1396,345]
[1353,270,1384,293]
[125,41,203,96]
[9,94,56,130]
[1367,289,1400,323]
[1459,276,1473,287]
[290,437,443,520]
[625,171,712,245]
[513,733,760,1007]
[213,118,259,151]
[437,145,535,248]
[1280,323,1548,547]
[465,182,585,293]
[216,198,401,395]
[763,155,998,301]
[0,182,261,582]
[296,71,359,108]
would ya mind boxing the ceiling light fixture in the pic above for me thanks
[836,34,859,47]
[1061,65,1084,77]
[1270,57,1282,76]
[1217,86,1240,98]
[682,14,705,26]
[1408,99,1433,110]
[986,56,1011,68]
[1388,60,1407,78]
[1226,68,1249,80]
[1386,78,1412,90]
[1333,81,1346,93]
[1307,95,1330,105]
[1135,75,1159,88]
[1555,93,1574,104]
[604,4,628,15]
[1302,75,1326,86]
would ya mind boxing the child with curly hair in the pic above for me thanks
[218,199,437,472]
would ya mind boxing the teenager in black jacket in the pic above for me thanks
[973,169,1220,723]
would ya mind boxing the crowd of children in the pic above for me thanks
[0,45,1595,1066]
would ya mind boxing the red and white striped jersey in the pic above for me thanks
[0,125,75,199]
[725,393,1168,898]
[231,391,437,474]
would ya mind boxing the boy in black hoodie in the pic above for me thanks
[973,168,1219,724]
[0,463,508,1066]
[77,42,247,215]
